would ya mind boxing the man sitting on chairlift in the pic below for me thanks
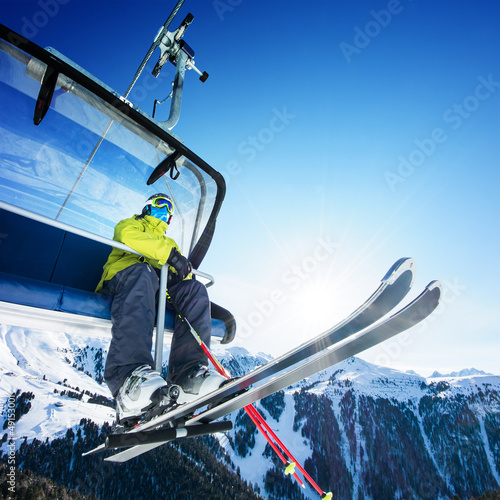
[96,193,225,425]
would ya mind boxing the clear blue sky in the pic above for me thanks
[2,0,499,376]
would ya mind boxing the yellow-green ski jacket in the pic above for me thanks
[95,215,179,292]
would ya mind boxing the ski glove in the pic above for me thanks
[167,248,192,280]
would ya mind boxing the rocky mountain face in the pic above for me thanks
[288,360,500,499]
[1,325,499,500]
[214,352,500,500]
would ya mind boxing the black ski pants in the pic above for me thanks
[100,263,211,396]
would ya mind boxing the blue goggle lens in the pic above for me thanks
[151,197,174,213]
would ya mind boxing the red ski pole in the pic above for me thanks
[244,404,305,488]
[167,296,332,498]
[245,404,331,498]
[174,312,305,487]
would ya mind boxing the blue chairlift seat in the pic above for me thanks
[0,208,230,341]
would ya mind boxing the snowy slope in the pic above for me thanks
[0,324,114,444]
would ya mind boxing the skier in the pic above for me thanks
[95,193,226,424]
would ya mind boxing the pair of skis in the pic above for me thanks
[84,258,441,495]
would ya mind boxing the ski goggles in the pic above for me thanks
[148,196,174,214]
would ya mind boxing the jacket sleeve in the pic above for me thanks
[114,217,177,266]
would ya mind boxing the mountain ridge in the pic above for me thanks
[1,325,499,499]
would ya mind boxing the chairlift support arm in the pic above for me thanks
[151,13,208,129]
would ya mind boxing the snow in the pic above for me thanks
[430,368,494,378]
[478,416,500,485]
[1,321,500,500]
[415,406,450,490]
[330,391,360,499]
[0,324,114,447]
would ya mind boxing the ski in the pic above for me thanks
[84,258,414,458]
[127,258,414,429]
[83,421,232,456]
[104,280,440,463]
[194,280,441,424]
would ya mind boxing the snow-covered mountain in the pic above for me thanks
[217,355,500,500]
[0,324,115,444]
[1,324,499,500]
[430,368,493,378]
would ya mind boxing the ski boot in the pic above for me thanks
[115,365,179,428]
[175,364,227,405]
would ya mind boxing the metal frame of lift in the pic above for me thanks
[0,4,221,372]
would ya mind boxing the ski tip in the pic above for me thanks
[82,443,107,457]
[321,493,333,500]
[426,280,441,292]
[382,257,416,285]
[426,280,442,303]
[104,453,128,464]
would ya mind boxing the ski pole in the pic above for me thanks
[170,309,305,486]
[244,405,305,485]
[191,325,318,493]
[166,293,332,498]
[245,403,332,499]
[191,341,308,488]
[166,294,306,487]
[244,404,305,489]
